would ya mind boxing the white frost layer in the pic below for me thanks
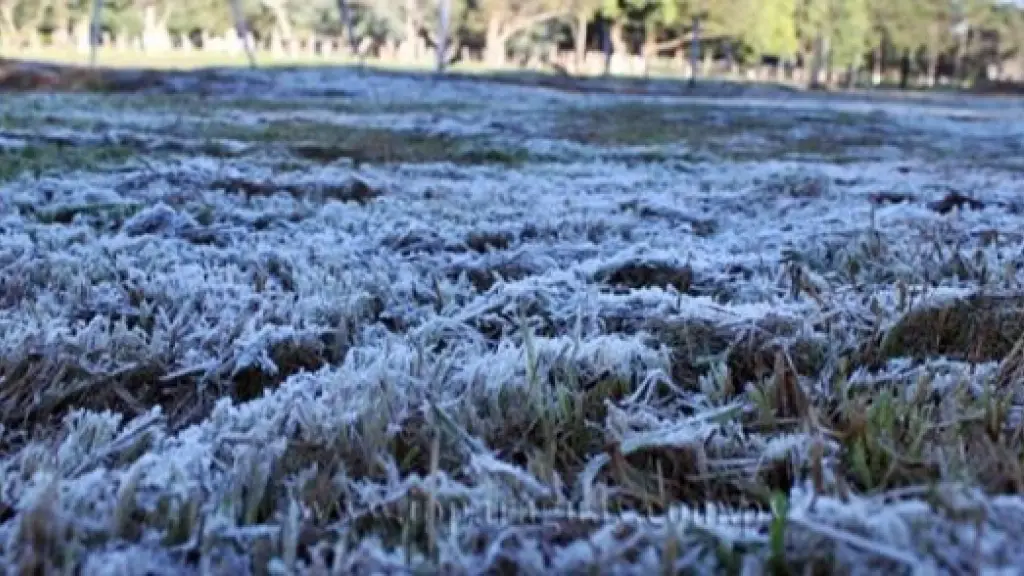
[2,66,1024,573]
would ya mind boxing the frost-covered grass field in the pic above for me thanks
[3,66,1024,575]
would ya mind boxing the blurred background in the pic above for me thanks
[2,0,1024,93]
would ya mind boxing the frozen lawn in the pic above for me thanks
[3,67,1024,574]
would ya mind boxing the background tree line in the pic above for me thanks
[3,0,1024,88]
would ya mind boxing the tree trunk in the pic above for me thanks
[74,17,89,52]
[952,35,963,82]
[51,0,70,47]
[574,11,588,74]
[382,38,399,61]
[398,15,418,62]
[809,34,823,88]
[689,16,700,86]
[926,48,938,87]
[899,49,910,89]
[265,0,293,55]
[601,17,612,76]
[641,20,656,77]
[482,8,562,69]
[926,23,939,87]
[957,26,970,87]
[871,45,882,86]
[142,4,171,52]
[612,20,625,54]
[228,0,256,67]
[485,14,506,67]
[336,0,359,58]
[89,0,103,66]
[607,19,625,75]
[724,40,736,77]
[0,4,15,47]
[436,0,450,74]
[701,37,711,75]
[824,37,834,88]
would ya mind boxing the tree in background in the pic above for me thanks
[952,0,997,84]
[3,0,1024,90]
[740,0,798,71]
[564,0,599,71]
[479,0,562,66]
[364,0,449,62]
[992,1,1024,80]
[830,0,872,86]
[795,0,871,88]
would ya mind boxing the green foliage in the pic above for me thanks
[768,491,790,574]
[165,0,234,33]
[0,143,135,183]
[599,0,692,26]
[871,0,952,52]
[601,0,622,17]
[794,0,872,67]
[362,0,470,40]
[741,0,799,58]
[830,0,871,67]
[3,0,1019,81]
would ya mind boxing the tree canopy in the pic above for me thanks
[1,0,1021,84]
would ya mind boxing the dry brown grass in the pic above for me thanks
[875,293,1024,365]
[0,335,340,440]
[651,315,830,395]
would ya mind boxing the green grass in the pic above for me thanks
[88,92,479,116]
[1,97,530,168]
[554,102,730,147]
[7,46,361,71]
[0,143,136,182]
[552,100,920,163]
[181,120,532,166]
